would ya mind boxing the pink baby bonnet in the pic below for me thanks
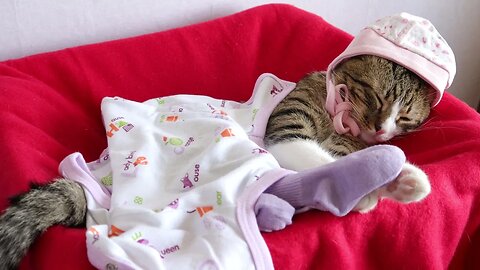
[325,12,456,136]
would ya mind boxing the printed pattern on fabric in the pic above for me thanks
[60,74,296,270]
[368,13,455,70]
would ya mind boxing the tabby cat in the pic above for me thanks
[0,55,433,269]
[265,55,432,211]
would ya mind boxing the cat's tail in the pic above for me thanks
[0,178,86,270]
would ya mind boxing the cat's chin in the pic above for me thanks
[359,131,392,145]
[359,131,378,145]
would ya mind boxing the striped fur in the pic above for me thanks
[265,55,434,156]
[0,179,86,270]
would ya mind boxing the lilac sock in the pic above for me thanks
[254,193,295,232]
[265,145,405,216]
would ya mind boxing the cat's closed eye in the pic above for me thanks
[397,116,411,122]
[374,93,384,111]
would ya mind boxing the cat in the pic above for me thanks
[0,55,433,269]
[265,55,433,211]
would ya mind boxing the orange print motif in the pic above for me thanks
[109,225,125,237]
[106,123,119,137]
[211,109,229,120]
[215,128,235,143]
[122,152,148,176]
[212,110,227,116]
[160,115,179,123]
[88,227,100,244]
[187,206,214,217]
[220,128,234,138]
[106,117,134,137]
[133,157,148,166]
[196,206,213,217]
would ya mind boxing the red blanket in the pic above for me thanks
[1,4,479,269]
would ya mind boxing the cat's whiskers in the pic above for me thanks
[397,124,463,140]
[348,100,364,125]
[331,70,341,83]
[419,115,438,128]
[404,116,450,134]
[418,125,464,132]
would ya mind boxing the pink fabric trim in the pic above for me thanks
[59,153,111,209]
[327,83,360,136]
[236,168,294,270]
[246,73,297,147]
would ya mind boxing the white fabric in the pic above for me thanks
[60,74,296,270]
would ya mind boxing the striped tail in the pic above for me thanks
[0,178,87,270]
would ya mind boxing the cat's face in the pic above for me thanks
[333,55,434,144]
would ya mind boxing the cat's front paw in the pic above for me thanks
[381,163,431,203]
[353,190,379,213]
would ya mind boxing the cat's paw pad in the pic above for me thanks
[353,191,379,213]
[254,193,295,232]
[382,163,431,203]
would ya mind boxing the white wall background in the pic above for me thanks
[1,0,478,108]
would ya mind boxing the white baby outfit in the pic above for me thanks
[59,74,296,270]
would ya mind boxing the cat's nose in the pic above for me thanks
[376,130,385,135]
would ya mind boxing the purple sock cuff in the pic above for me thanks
[265,173,305,208]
